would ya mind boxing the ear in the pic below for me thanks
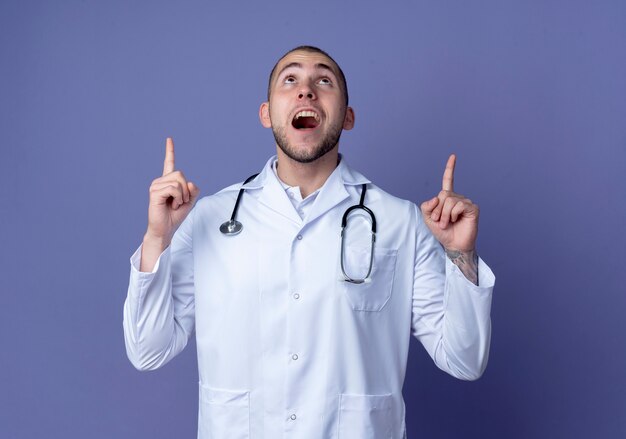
[342,106,355,130]
[259,102,272,128]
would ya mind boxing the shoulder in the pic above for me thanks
[340,158,414,213]
[365,181,417,218]
[194,157,272,210]
[192,180,244,213]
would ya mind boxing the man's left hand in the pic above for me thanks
[420,154,479,252]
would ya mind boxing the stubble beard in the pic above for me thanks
[272,117,344,164]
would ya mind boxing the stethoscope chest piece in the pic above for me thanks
[219,219,243,236]
[219,173,259,236]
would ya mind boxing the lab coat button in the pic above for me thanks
[290,414,297,420]
[297,235,303,240]
[292,354,299,360]
[293,293,300,300]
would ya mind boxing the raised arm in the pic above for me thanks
[123,138,200,370]
[412,154,494,380]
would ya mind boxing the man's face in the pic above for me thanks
[260,50,354,164]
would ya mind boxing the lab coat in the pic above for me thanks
[123,155,495,439]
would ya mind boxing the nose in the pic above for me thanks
[297,83,316,100]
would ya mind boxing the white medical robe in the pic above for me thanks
[123,156,495,439]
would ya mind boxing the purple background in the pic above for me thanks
[1,0,625,438]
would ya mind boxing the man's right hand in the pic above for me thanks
[141,138,199,271]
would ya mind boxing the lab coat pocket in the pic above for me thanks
[199,384,250,439]
[338,393,393,439]
[341,247,397,311]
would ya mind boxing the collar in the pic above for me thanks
[218,154,371,225]
[236,153,370,191]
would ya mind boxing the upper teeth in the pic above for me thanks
[295,111,319,121]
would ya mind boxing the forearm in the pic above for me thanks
[445,248,479,286]
[125,244,193,370]
[439,255,495,379]
[412,253,494,381]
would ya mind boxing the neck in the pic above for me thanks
[275,147,339,198]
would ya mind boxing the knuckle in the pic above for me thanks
[164,184,176,193]
[175,174,188,188]
[165,181,180,192]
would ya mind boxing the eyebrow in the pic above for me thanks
[275,62,337,80]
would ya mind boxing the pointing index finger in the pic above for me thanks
[442,153,456,192]
[163,137,175,176]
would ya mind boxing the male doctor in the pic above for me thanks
[124,46,494,439]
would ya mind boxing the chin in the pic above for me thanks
[273,124,341,164]
[279,144,332,164]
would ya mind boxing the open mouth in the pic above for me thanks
[292,110,320,130]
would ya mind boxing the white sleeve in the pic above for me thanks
[411,204,495,380]
[123,209,196,371]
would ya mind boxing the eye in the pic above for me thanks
[319,77,332,85]
[284,76,296,84]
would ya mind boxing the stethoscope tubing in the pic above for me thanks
[340,184,376,283]
[220,175,376,284]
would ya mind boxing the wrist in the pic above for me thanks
[143,231,171,252]
[444,247,476,257]
[444,248,479,286]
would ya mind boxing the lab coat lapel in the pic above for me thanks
[255,159,303,225]
[251,156,371,226]
[304,158,370,226]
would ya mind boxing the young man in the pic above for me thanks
[124,46,494,439]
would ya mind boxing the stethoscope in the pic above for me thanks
[220,174,376,284]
